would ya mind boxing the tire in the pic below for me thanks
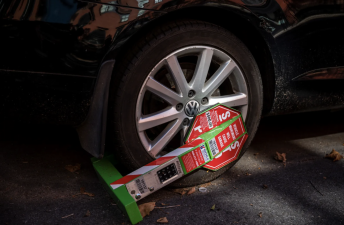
[108,20,263,187]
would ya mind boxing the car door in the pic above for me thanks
[0,0,120,124]
[246,0,344,114]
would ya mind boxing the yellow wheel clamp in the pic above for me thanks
[92,104,248,224]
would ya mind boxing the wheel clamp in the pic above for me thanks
[92,104,248,224]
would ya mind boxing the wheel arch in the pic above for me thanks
[80,6,276,158]
[111,6,276,115]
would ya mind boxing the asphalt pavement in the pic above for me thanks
[1,110,344,225]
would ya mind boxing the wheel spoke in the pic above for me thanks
[180,125,189,138]
[149,119,182,157]
[165,55,189,96]
[207,93,248,108]
[190,48,213,92]
[137,46,250,158]
[138,107,181,131]
[238,105,248,121]
[202,60,236,97]
[145,77,182,105]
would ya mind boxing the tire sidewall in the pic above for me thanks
[113,24,262,174]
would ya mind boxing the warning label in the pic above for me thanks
[208,138,220,157]
[181,145,209,173]
[135,177,148,194]
[205,111,213,128]
[186,105,240,143]
[204,134,248,171]
[200,144,210,162]
[207,117,245,157]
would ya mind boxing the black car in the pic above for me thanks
[1,0,343,186]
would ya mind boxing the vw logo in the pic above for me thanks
[184,100,200,117]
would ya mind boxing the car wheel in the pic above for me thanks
[109,20,263,187]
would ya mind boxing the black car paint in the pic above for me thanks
[0,0,343,157]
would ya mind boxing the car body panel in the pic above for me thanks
[0,0,343,156]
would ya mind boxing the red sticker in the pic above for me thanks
[186,105,240,143]
[207,117,245,157]
[181,145,209,173]
[204,134,248,171]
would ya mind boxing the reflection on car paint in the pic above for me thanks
[0,0,343,124]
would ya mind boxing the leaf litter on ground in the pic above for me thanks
[274,152,287,166]
[61,213,74,219]
[200,182,212,188]
[157,217,168,223]
[65,163,81,173]
[325,149,343,162]
[80,187,94,197]
[187,187,195,195]
[138,202,155,218]
[172,188,186,195]
[155,205,180,209]
[84,210,90,217]
[173,186,196,195]
[73,187,94,197]
[211,204,215,210]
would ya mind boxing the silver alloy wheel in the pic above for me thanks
[136,46,248,158]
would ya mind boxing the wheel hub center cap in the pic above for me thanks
[184,100,200,117]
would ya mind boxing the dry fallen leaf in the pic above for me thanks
[245,172,252,176]
[200,182,212,188]
[157,217,168,223]
[258,212,263,218]
[65,163,81,173]
[172,188,187,195]
[262,184,268,189]
[155,205,180,209]
[84,210,90,217]
[80,187,95,197]
[138,202,155,218]
[323,177,327,179]
[254,153,259,156]
[325,149,343,162]
[274,152,287,163]
[161,203,167,206]
[61,213,74,219]
[211,204,215,210]
[187,187,196,195]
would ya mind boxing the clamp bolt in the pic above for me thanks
[135,193,141,200]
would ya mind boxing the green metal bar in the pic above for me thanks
[92,155,143,224]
